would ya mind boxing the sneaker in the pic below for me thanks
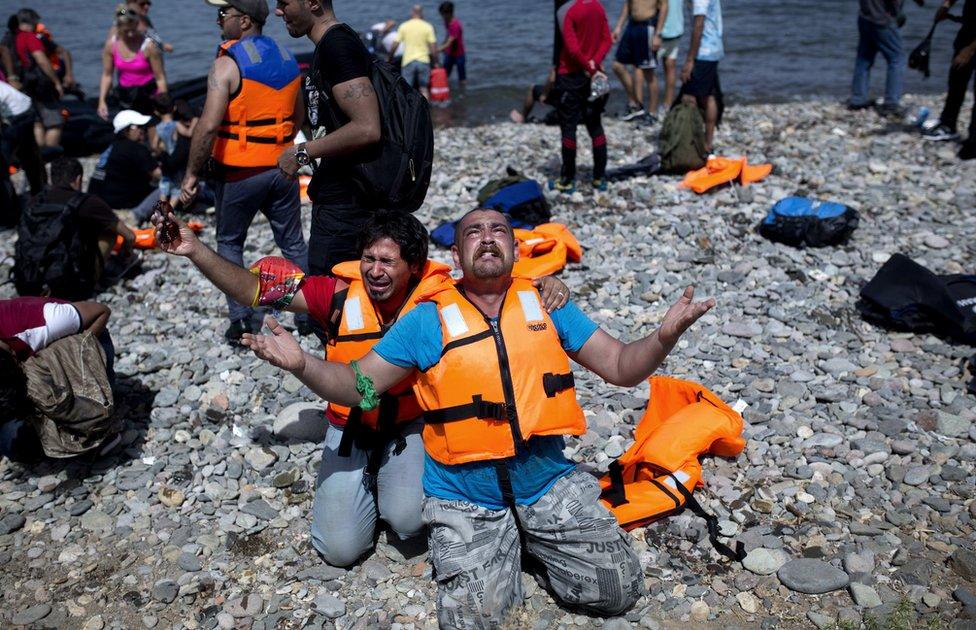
[295,318,315,337]
[922,123,960,142]
[875,102,905,119]
[642,112,658,125]
[592,178,608,192]
[548,178,576,194]
[621,104,646,122]
[846,99,874,111]
[225,318,254,344]
[960,141,976,161]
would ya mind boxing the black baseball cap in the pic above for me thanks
[205,0,268,24]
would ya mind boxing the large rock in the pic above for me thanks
[273,402,328,442]
[778,559,849,594]
[950,548,976,582]
[742,548,790,575]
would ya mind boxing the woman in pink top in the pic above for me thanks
[97,8,166,119]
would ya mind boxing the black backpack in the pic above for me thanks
[14,191,98,300]
[857,254,976,346]
[306,24,434,213]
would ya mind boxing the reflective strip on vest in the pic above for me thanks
[440,303,469,338]
[517,291,544,322]
[343,296,365,331]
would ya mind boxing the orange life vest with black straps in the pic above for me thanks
[414,277,586,465]
[325,259,453,431]
[212,35,300,168]
[599,376,747,560]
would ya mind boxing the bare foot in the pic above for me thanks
[509,109,525,124]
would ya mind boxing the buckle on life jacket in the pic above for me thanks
[423,394,510,424]
[542,372,575,398]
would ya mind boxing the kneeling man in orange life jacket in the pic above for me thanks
[241,207,715,627]
[152,208,570,568]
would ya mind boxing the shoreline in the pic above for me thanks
[2,94,975,629]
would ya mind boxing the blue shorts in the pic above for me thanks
[442,53,467,82]
[403,60,430,89]
[615,19,657,70]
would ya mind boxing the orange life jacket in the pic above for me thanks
[680,156,773,194]
[414,277,586,465]
[512,222,583,279]
[325,259,453,431]
[599,376,746,559]
[212,35,300,168]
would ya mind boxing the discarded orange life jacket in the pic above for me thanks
[680,156,772,194]
[599,376,746,560]
[326,259,453,432]
[414,278,586,465]
[112,221,205,253]
[212,35,301,168]
[512,222,583,279]
[430,67,450,102]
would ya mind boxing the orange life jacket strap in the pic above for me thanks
[220,117,282,127]
[215,131,280,144]
[422,394,509,424]
[333,330,386,344]
[667,477,747,562]
[602,460,628,507]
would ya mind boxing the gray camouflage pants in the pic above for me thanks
[423,469,644,629]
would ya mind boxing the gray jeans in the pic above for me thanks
[214,169,309,323]
[311,419,425,567]
[424,468,644,629]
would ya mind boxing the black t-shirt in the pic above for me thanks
[95,137,157,209]
[43,185,120,242]
[307,25,373,206]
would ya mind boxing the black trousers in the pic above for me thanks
[939,35,976,141]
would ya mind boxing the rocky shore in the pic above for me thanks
[1,95,975,629]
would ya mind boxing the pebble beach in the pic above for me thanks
[1,95,975,629]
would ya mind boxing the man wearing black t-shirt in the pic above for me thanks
[274,0,383,278]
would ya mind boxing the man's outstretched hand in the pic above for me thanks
[150,211,199,257]
[658,286,716,347]
[241,316,306,373]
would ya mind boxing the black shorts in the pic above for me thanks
[680,60,722,102]
[554,72,607,128]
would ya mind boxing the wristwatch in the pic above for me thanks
[295,143,311,167]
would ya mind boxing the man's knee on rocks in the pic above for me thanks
[310,526,372,568]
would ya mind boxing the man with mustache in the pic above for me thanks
[242,207,715,626]
[152,208,570,568]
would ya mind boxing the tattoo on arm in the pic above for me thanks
[340,83,375,101]
[207,66,218,89]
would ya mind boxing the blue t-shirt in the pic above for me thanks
[374,299,599,510]
[661,0,684,39]
[692,0,723,61]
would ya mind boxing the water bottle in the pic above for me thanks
[589,74,610,102]
[914,106,929,128]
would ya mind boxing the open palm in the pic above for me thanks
[659,287,716,346]
[241,317,306,372]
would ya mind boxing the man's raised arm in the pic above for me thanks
[571,286,715,387]
[152,212,313,314]
[241,318,411,406]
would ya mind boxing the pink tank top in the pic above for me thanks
[113,37,155,88]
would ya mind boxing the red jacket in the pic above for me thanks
[554,0,612,75]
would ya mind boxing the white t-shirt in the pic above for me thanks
[0,80,33,119]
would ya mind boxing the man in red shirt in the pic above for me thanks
[438,2,466,88]
[13,9,65,149]
[551,0,613,194]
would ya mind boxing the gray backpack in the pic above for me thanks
[22,332,118,458]
[659,102,708,174]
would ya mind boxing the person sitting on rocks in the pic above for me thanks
[152,206,574,567]
[0,296,116,460]
[239,207,715,626]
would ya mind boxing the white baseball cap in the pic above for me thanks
[113,109,152,134]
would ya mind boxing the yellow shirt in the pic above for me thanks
[396,18,436,66]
